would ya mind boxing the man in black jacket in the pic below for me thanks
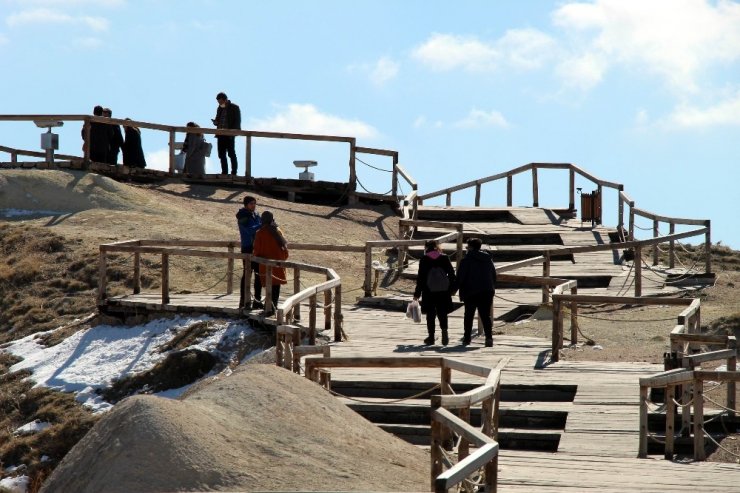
[456,237,497,347]
[212,92,241,175]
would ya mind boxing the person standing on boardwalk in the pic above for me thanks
[414,240,456,346]
[122,119,147,168]
[456,237,496,347]
[212,92,241,175]
[236,195,263,310]
[102,108,124,165]
[182,122,208,177]
[253,210,289,315]
[82,105,110,163]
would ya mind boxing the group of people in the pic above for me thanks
[413,237,497,347]
[236,195,289,315]
[82,105,147,168]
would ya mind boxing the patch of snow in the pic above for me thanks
[4,316,253,413]
[0,208,67,218]
[0,475,28,493]
[592,345,603,350]
[13,420,52,436]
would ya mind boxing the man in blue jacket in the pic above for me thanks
[456,238,497,347]
[237,195,262,309]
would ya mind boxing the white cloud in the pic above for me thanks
[555,52,607,91]
[553,0,740,93]
[411,29,556,73]
[146,148,218,174]
[250,104,378,139]
[370,57,399,86]
[6,8,109,31]
[453,109,510,129]
[664,92,740,128]
[347,56,400,86]
[412,33,500,72]
[413,116,427,128]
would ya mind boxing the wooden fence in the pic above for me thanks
[415,162,712,273]
[303,356,509,492]
[0,114,414,204]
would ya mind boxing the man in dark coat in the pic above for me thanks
[456,237,497,347]
[82,105,110,164]
[102,108,124,165]
[122,119,147,168]
[212,92,241,175]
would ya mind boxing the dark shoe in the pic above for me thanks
[461,336,471,346]
[485,338,493,347]
[251,300,264,310]
[441,331,449,346]
[423,336,435,345]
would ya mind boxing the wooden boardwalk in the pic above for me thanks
[325,305,740,492]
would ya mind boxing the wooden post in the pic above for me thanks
[324,288,333,335]
[629,207,635,241]
[638,384,648,458]
[245,134,252,179]
[333,285,343,342]
[83,118,91,164]
[653,219,659,266]
[693,377,705,461]
[430,397,443,491]
[309,294,317,345]
[264,265,273,312]
[551,299,560,362]
[161,253,170,304]
[532,166,539,207]
[668,222,676,269]
[445,191,451,207]
[364,245,373,297]
[97,247,107,302]
[275,331,283,368]
[458,406,470,461]
[168,130,175,174]
[569,168,575,211]
[133,251,141,294]
[293,268,301,322]
[391,153,399,201]
[570,286,578,346]
[704,221,711,274]
[506,175,513,207]
[634,245,642,297]
[226,245,234,295]
[475,182,481,207]
[542,253,550,304]
[348,139,357,202]
[665,384,675,460]
[728,340,737,417]
[618,194,624,237]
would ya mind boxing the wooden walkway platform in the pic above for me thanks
[324,305,740,492]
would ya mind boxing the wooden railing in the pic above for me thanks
[416,162,712,272]
[0,114,419,206]
[97,239,344,342]
[303,356,509,492]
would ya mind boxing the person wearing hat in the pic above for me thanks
[236,195,262,310]
[252,210,289,315]
[212,91,241,175]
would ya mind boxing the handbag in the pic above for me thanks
[406,299,422,324]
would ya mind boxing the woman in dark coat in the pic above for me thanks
[413,240,456,346]
[122,119,147,168]
[183,122,208,176]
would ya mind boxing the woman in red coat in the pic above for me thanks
[252,210,289,314]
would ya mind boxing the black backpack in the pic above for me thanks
[426,266,450,292]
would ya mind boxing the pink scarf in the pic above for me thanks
[426,251,441,260]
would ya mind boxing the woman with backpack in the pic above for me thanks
[413,240,456,346]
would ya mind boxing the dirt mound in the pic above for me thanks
[40,364,429,492]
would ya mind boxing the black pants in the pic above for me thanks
[217,136,237,174]
[239,259,262,308]
[463,291,494,339]
[424,296,449,336]
[267,284,281,312]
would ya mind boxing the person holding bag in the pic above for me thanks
[413,240,456,346]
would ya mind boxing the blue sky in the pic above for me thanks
[1,0,739,249]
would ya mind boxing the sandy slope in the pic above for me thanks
[40,364,430,492]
